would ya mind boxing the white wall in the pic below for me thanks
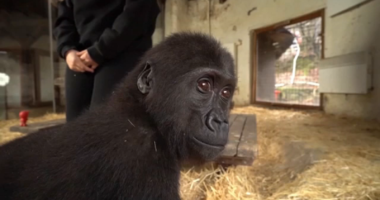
[152,11,165,46]
[164,0,190,35]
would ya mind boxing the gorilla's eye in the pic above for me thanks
[221,88,232,99]
[197,79,212,93]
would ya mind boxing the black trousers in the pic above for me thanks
[64,51,145,122]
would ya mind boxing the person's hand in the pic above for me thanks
[65,50,94,73]
[77,50,99,71]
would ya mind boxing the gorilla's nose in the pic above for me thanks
[206,114,228,132]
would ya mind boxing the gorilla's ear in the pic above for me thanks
[137,61,153,94]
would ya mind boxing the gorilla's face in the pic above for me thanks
[138,64,235,161]
[136,33,236,161]
[183,67,235,160]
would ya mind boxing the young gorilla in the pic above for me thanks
[0,32,237,200]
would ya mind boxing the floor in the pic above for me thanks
[1,106,380,200]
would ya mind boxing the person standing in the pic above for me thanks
[54,0,161,122]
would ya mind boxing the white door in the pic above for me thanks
[39,55,53,102]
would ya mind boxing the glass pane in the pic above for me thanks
[256,17,322,106]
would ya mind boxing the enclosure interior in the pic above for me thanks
[0,0,165,120]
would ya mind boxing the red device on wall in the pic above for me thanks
[19,110,29,127]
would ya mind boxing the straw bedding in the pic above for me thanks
[1,106,380,200]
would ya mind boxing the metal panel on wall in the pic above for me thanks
[319,51,373,94]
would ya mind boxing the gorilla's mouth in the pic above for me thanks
[192,136,225,149]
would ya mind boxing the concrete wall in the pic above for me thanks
[0,36,22,49]
[163,0,380,120]
[31,35,52,51]
[323,0,380,120]
[0,51,21,107]
[0,36,22,107]
[0,33,55,106]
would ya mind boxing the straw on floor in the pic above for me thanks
[1,106,380,200]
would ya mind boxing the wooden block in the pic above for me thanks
[215,155,255,166]
[218,114,239,157]
[222,115,246,157]
[216,114,258,166]
[229,114,237,125]
[229,115,246,140]
[215,155,250,166]
[219,140,238,158]
[237,114,258,165]
[9,119,65,134]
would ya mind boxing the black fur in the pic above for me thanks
[0,32,237,200]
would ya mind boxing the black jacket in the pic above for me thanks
[53,0,160,64]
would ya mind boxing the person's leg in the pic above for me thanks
[65,66,94,122]
[90,51,145,108]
